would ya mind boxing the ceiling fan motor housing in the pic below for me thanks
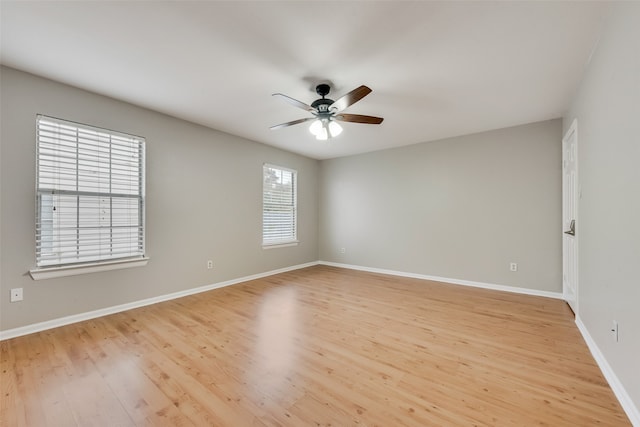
[312,84,334,114]
[311,98,334,114]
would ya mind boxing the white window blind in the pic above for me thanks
[263,164,297,246]
[35,115,145,267]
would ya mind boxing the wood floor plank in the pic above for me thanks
[0,265,631,426]
[1,340,28,426]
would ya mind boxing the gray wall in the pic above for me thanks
[0,66,319,331]
[319,119,562,293]
[564,2,640,411]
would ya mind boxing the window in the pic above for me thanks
[34,115,145,271]
[262,164,297,247]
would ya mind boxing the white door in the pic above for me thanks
[562,120,578,314]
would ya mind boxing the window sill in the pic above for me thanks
[262,241,299,250]
[29,257,149,281]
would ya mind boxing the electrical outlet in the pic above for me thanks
[207,260,213,269]
[340,248,346,254]
[612,320,619,342]
[510,262,518,272]
[10,288,23,302]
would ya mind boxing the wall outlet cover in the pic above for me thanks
[10,288,24,302]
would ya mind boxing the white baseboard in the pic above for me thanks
[318,261,563,300]
[0,261,319,341]
[575,317,640,426]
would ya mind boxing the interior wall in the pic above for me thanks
[0,66,319,331]
[563,2,640,412]
[319,119,562,293]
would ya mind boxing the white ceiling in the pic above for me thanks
[1,1,607,160]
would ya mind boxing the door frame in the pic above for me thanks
[562,119,579,314]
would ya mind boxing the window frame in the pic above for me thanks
[262,163,298,249]
[30,115,148,280]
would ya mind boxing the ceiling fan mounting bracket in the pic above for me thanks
[315,83,331,97]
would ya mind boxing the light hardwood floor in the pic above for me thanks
[1,266,630,426]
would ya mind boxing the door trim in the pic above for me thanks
[562,119,579,314]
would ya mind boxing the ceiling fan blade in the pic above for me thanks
[330,85,373,112]
[335,114,384,124]
[270,117,316,130]
[272,93,315,112]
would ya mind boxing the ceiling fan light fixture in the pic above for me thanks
[310,118,342,140]
[316,126,328,140]
[309,119,322,136]
[328,120,343,137]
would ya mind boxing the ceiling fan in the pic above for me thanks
[270,84,384,140]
